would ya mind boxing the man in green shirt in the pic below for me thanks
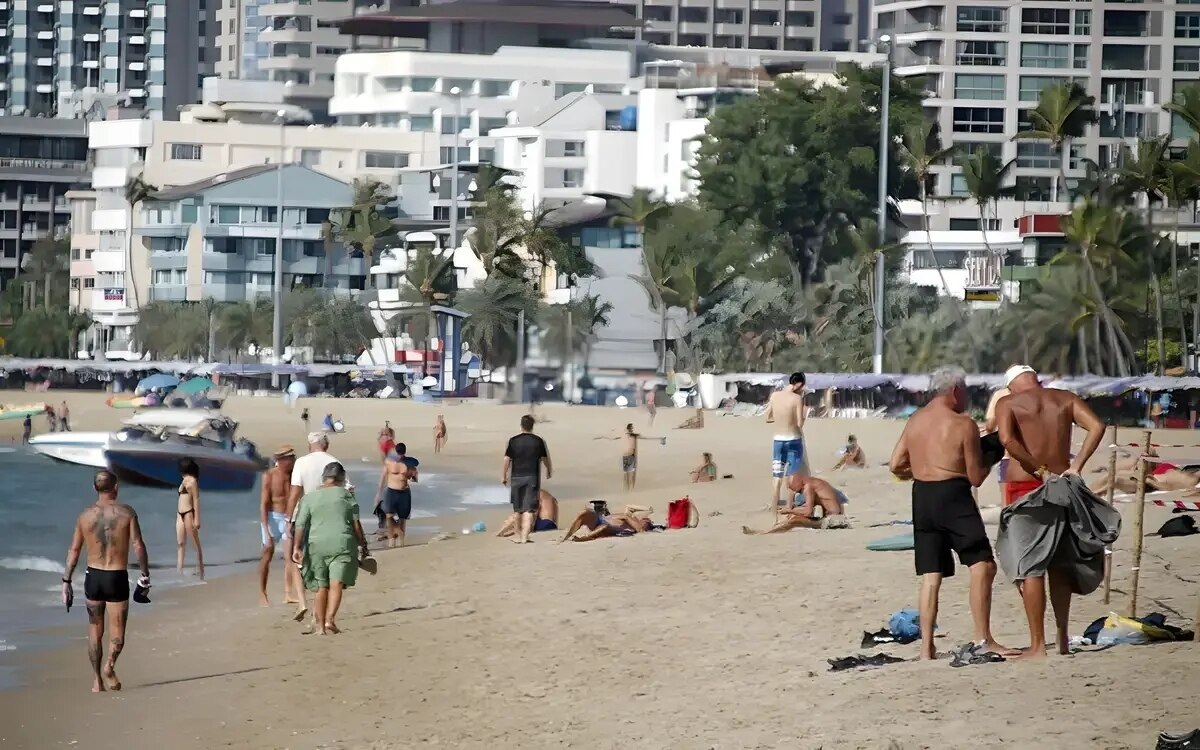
[290,462,368,635]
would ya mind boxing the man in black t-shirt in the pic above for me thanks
[501,414,552,544]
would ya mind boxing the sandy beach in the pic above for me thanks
[1,392,1198,750]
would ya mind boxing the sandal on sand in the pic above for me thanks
[948,642,1007,668]
[1158,730,1200,750]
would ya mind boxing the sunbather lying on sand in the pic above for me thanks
[1090,444,1199,495]
[559,504,657,542]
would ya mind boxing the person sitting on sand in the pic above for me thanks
[496,489,559,537]
[744,475,849,533]
[831,435,866,470]
[677,408,705,430]
[559,503,658,542]
[690,452,718,483]
[290,462,369,636]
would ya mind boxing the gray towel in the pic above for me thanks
[995,475,1122,595]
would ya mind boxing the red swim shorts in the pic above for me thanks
[1003,478,1044,507]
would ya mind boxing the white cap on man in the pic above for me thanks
[307,431,328,446]
[1004,365,1037,388]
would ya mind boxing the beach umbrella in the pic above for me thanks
[136,373,180,392]
[176,377,215,396]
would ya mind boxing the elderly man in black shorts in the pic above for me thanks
[501,414,552,544]
[62,471,150,692]
[889,365,1017,661]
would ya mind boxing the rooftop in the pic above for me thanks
[325,0,639,37]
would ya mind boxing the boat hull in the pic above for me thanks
[105,447,262,491]
[28,433,110,469]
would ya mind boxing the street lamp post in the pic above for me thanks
[446,86,463,253]
[271,109,288,388]
[872,36,893,376]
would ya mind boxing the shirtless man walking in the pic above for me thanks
[889,365,1016,661]
[61,471,150,692]
[433,414,448,454]
[766,372,808,510]
[996,364,1106,658]
[260,446,299,606]
[373,442,418,548]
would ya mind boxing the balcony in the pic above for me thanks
[1104,11,1149,38]
[91,287,129,312]
[204,224,323,240]
[1102,45,1149,71]
[149,285,187,301]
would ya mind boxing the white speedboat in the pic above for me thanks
[29,410,223,470]
[28,431,111,468]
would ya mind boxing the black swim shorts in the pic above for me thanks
[509,475,540,514]
[84,567,130,603]
[381,487,412,521]
[912,478,994,577]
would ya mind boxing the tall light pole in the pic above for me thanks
[446,86,462,253]
[271,108,288,388]
[872,36,893,376]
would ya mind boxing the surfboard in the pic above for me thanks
[866,532,914,552]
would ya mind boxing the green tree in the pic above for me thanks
[325,177,398,266]
[1011,82,1097,202]
[606,188,669,239]
[538,294,613,370]
[396,243,458,352]
[957,147,1015,255]
[1167,142,1200,367]
[21,237,69,310]
[132,301,208,359]
[1163,83,1200,138]
[3,308,91,357]
[695,66,925,285]
[457,276,540,372]
[220,301,273,358]
[123,176,158,309]
[898,121,957,300]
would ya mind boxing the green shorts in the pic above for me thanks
[303,550,358,591]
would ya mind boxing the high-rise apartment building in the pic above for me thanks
[621,0,870,52]
[0,0,209,119]
[212,0,401,122]
[877,1,1200,230]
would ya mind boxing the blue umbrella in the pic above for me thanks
[136,373,180,392]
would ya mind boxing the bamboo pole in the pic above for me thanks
[1102,425,1118,605]
[1127,429,1152,618]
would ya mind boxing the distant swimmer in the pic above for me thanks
[596,423,664,491]
[62,471,150,692]
[176,458,204,580]
[373,442,418,549]
[889,365,1016,661]
[496,489,558,537]
[742,475,849,534]
[996,365,1105,658]
[434,414,448,454]
[260,446,299,607]
[765,372,808,511]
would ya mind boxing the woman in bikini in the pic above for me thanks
[176,458,205,580]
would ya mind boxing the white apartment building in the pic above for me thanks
[876,0,1200,233]
[70,115,440,356]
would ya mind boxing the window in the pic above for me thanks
[444,78,474,94]
[1101,78,1146,103]
[949,218,981,230]
[316,46,346,56]
[1016,141,1059,169]
[1074,44,1090,69]
[439,146,470,163]
[956,40,1006,66]
[785,11,814,26]
[955,73,1005,100]
[714,8,743,23]
[950,174,970,196]
[832,13,852,25]
[479,116,509,134]
[830,40,850,51]
[152,269,186,285]
[680,7,707,23]
[270,42,311,58]
[953,107,1004,133]
[561,169,584,188]
[1019,75,1066,100]
[363,151,409,169]
[409,77,436,92]
[554,83,589,97]
[562,140,585,157]
[1022,8,1070,34]
[749,9,778,25]
[1015,176,1054,201]
[957,6,1005,33]
[441,116,470,135]
[299,148,320,167]
[1074,9,1091,35]
[645,5,673,22]
[479,80,514,97]
[1021,42,1069,68]
[169,143,202,160]
[1178,47,1200,72]
[1178,13,1200,39]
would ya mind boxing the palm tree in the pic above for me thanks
[465,185,530,280]
[1168,143,1200,367]
[123,176,158,309]
[1011,82,1097,202]
[132,301,208,359]
[325,177,398,267]
[1004,268,1095,374]
[220,301,273,359]
[899,121,958,301]
[630,226,687,373]
[1115,136,1168,230]
[1163,82,1200,138]
[396,243,457,353]
[538,294,613,369]
[22,237,69,309]
[958,147,1015,256]
[457,276,540,375]
[607,188,669,239]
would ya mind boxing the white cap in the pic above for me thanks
[1004,365,1036,387]
[307,431,328,445]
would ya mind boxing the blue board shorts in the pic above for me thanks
[771,438,806,478]
[261,511,289,545]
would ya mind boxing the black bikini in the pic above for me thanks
[178,481,194,521]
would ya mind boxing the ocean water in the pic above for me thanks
[0,447,510,688]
